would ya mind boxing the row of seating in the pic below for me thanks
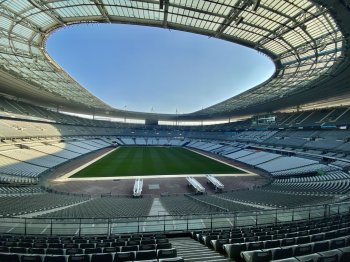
[273,171,350,183]
[261,180,350,195]
[0,245,175,256]
[194,215,349,245]
[38,197,153,218]
[193,214,350,261]
[0,249,183,262]
[224,234,350,260]
[0,187,43,195]
[242,246,349,262]
[0,234,167,242]
[0,194,89,217]
[0,241,171,250]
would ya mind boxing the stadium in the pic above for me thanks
[1,0,350,262]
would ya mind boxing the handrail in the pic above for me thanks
[186,176,205,193]
[0,201,348,236]
[206,174,224,190]
[133,178,143,197]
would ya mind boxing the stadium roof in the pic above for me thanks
[0,0,349,120]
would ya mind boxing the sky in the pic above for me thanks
[47,23,275,114]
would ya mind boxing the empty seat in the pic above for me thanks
[339,246,350,262]
[64,244,79,249]
[104,247,119,253]
[139,244,156,251]
[318,249,341,258]
[281,238,296,246]
[158,258,184,262]
[247,242,263,251]
[85,248,102,254]
[66,248,83,255]
[241,250,272,262]
[311,234,325,242]
[223,243,247,260]
[0,254,20,262]
[68,255,90,262]
[324,231,337,240]
[112,242,126,247]
[10,247,27,254]
[91,253,113,262]
[48,244,63,249]
[259,235,272,241]
[80,244,94,249]
[330,238,346,249]
[140,240,155,245]
[74,240,87,244]
[121,245,138,252]
[317,254,339,262]
[135,250,157,261]
[272,247,294,260]
[127,241,139,246]
[43,256,66,262]
[230,237,244,243]
[156,239,169,244]
[296,236,310,244]
[5,242,18,247]
[157,248,177,259]
[114,252,136,262]
[33,243,47,249]
[212,239,229,253]
[156,243,172,250]
[313,241,330,253]
[295,253,320,262]
[18,243,32,248]
[270,258,298,262]
[28,248,45,255]
[265,240,280,249]
[294,244,312,256]
[96,243,109,248]
[46,249,64,255]
[0,246,10,252]
[21,256,42,262]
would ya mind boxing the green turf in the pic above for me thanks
[71,146,245,177]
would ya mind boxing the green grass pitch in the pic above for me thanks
[71,146,245,177]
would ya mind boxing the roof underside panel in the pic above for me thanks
[0,0,345,119]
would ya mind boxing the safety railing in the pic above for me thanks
[0,201,349,236]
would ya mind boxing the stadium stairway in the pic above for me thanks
[170,237,231,262]
[148,198,169,216]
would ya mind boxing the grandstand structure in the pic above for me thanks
[1,1,350,262]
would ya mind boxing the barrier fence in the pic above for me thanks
[0,201,349,236]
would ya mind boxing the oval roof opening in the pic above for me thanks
[47,24,275,114]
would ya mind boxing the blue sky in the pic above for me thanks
[47,24,274,114]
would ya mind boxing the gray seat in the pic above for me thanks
[91,253,113,262]
[157,248,177,259]
[158,258,184,262]
[271,246,295,260]
[241,250,272,262]
[223,243,247,259]
[114,251,136,262]
[338,246,350,262]
[295,253,321,262]
[269,258,298,262]
[317,250,342,262]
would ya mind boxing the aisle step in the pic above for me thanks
[169,237,231,262]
